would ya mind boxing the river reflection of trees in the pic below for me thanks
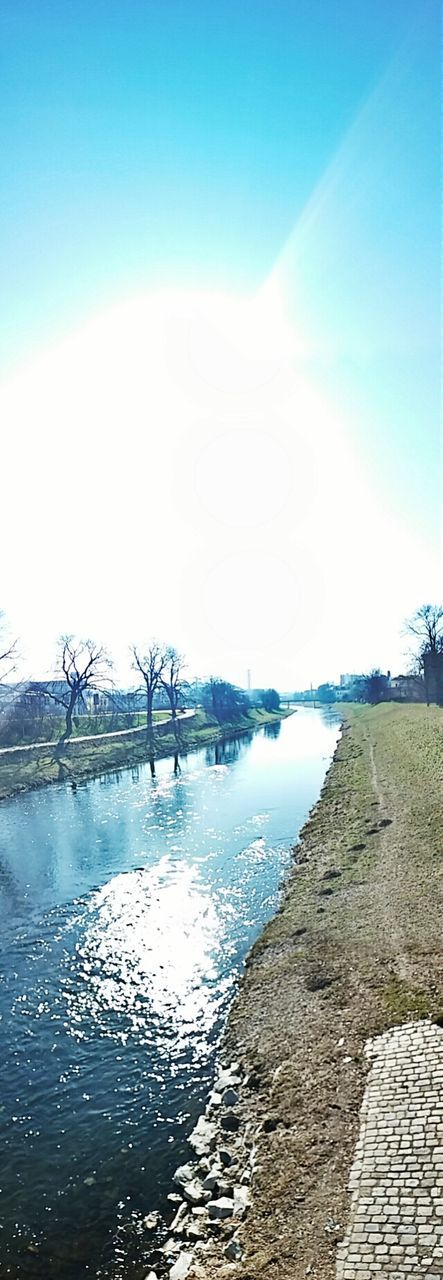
[98,769,123,787]
[144,765,191,838]
[94,731,258,789]
[263,720,281,740]
[204,733,253,768]
[0,854,21,913]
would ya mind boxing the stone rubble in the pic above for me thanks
[140,1059,253,1278]
[222,1088,240,1107]
[172,1164,195,1189]
[337,1020,443,1279]
[220,1110,240,1132]
[169,1253,193,1280]
[188,1116,217,1157]
[181,1179,210,1207]
[207,1197,235,1220]
[169,1204,188,1234]
[224,1238,243,1262]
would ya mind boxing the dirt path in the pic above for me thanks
[367,733,412,984]
[0,709,194,755]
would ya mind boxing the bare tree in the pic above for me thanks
[161,647,186,732]
[0,611,18,684]
[404,603,443,688]
[131,641,167,736]
[405,604,443,657]
[41,636,113,746]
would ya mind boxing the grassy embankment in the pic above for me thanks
[0,706,290,802]
[208,702,443,1280]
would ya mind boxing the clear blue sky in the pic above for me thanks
[0,0,441,685]
[1,0,438,363]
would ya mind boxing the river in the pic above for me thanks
[0,708,340,1278]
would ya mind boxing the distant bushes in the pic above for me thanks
[260,688,280,712]
[202,679,250,724]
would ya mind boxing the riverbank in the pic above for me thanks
[185,702,443,1280]
[0,706,291,802]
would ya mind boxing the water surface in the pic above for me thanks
[0,708,340,1277]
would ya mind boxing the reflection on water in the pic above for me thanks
[204,733,252,767]
[263,718,281,739]
[0,708,340,1278]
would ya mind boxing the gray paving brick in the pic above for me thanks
[337,1022,443,1278]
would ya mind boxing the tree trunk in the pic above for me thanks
[146,688,154,737]
[55,691,76,757]
[65,700,74,740]
[168,688,180,743]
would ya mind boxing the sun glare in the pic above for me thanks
[0,283,439,686]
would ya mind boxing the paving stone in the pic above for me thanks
[337,1021,443,1278]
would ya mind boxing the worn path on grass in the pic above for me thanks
[0,707,194,754]
[192,703,443,1280]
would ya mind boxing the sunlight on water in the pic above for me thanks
[68,862,223,1045]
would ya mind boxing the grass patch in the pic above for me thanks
[383,976,440,1022]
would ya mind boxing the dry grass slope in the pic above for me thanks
[206,703,443,1280]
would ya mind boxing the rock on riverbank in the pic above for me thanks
[143,1061,254,1279]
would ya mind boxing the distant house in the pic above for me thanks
[339,674,361,688]
[8,682,115,717]
[11,680,70,715]
[389,674,425,702]
[0,682,19,716]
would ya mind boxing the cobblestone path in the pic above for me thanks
[337,1021,443,1279]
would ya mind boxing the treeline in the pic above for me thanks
[0,621,281,748]
[200,681,280,721]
